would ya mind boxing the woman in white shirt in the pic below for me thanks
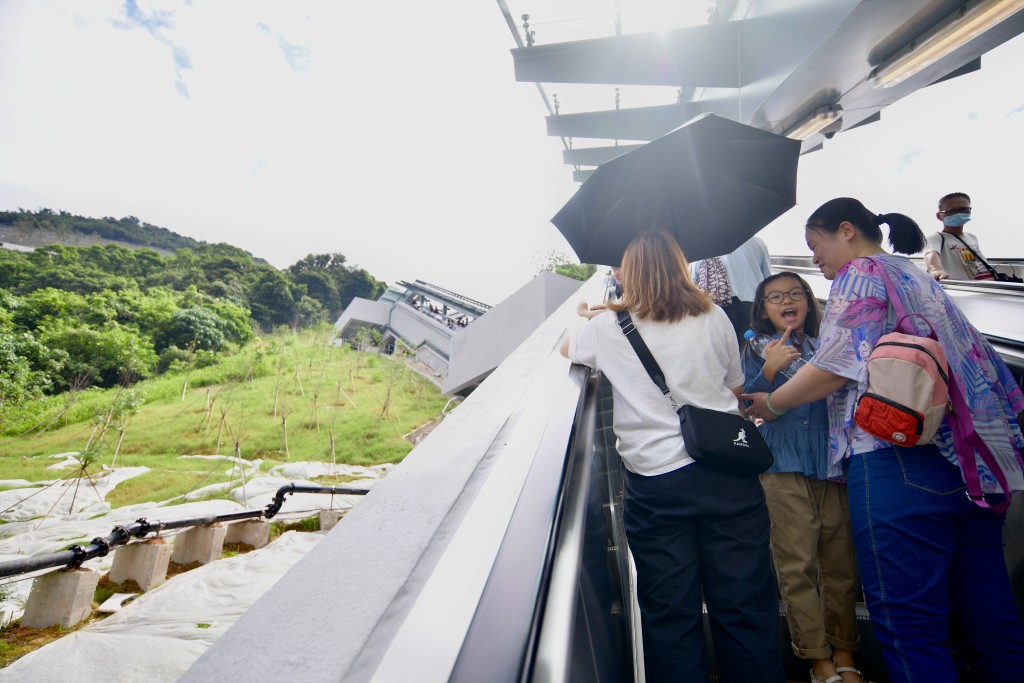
[561,230,783,683]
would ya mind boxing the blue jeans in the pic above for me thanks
[622,462,783,683]
[846,445,1024,683]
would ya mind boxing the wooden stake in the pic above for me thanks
[282,414,290,459]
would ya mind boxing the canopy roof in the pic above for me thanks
[498,0,1024,181]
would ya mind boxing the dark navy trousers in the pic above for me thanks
[622,462,784,683]
[847,446,1024,683]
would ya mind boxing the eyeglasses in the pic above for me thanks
[763,287,806,305]
[939,206,972,216]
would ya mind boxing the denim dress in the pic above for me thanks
[742,336,830,480]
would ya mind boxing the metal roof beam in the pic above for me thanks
[512,23,741,87]
[562,144,643,166]
[546,102,696,141]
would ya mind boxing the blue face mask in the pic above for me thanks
[942,213,971,228]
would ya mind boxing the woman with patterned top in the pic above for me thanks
[743,197,1024,682]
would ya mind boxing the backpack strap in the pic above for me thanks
[616,310,676,408]
[947,372,1010,514]
[864,256,1010,513]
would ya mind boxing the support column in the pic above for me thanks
[108,538,172,591]
[224,520,270,549]
[21,568,100,629]
[319,510,341,532]
[171,523,227,565]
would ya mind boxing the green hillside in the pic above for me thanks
[0,328,447,506]
[0,209,206,253]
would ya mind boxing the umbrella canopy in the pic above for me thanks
[551,113,800,266]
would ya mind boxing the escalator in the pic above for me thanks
[183,270,1024,682]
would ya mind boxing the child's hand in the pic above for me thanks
[762,326,800,379]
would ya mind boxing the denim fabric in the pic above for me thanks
[622,462,784,683]
[846,445,1024,683]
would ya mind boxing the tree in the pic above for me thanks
[537,250,597,282]
[337,267,385,308]
[156,307,229,352]
[0,334,50,425]
[42,323,157,389]
[291,295,328,328]
[291,270,341,318]
[249,269,297,329]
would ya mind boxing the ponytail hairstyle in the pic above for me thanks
[747,271,821,338]
[805,197,926,254]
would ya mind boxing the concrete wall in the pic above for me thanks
[415,343,449,378]
[442,272,583,395]
[387,304,453,357]
[334,298,390,335]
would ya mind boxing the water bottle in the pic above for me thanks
[743,329,808,379]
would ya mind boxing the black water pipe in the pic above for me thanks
[263,483,371,518]
[0,482,369,580]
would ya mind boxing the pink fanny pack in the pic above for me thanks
[860,257,1010,514]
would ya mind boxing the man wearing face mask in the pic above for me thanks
[923,192,991,281]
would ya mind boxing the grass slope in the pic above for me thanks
[0,329,448,506]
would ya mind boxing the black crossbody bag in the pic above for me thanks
[616,311,774,476]
[941,233,1024,283]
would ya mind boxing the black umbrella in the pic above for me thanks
[551,113,800,266]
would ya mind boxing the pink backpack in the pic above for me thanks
[855,257,1011,514]
[854,315,949,447]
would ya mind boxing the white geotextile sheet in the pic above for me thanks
[0,530,323,683]
[0,467,150,522]
[0,458,380,633]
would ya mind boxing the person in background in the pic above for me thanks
[743,272,863,683]
[690,236,773,344]
[610,265,623,299]
[744,197,1024,683]
[562,230,783,683]
[923,192,991,281]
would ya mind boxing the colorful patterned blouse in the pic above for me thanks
[810,254,1024,492]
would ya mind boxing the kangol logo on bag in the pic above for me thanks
[733,429,750,448]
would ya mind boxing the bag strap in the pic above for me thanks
[947,232,999,278]
[616,310,677,408]
[864,256,1010,513]
[946,372,1010,514]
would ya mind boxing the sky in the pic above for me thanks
[0,1,1022,305]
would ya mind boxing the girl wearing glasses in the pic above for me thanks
[742,272,863,683]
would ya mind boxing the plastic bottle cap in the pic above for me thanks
[743,329,755,340]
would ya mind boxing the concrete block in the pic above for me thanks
[21,568,100,629]
[109,538,172,591]
[224,520,270,549]
[172,523,227,565]
[318,510,341,532]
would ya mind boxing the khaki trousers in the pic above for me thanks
[761,472,861,660]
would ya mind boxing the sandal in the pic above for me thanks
[836,667,866,683]
[809,672,842,683]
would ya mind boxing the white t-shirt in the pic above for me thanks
[923,231,989,280]
[568,307,743,476]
